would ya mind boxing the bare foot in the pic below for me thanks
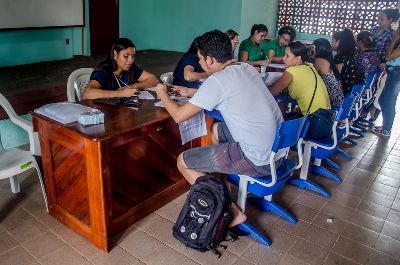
[230,202,247,228]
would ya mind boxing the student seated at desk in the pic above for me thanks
[172,37,208,89]
[310,38,344,109]
[239,24,270,66]
[156,30,283,228]
[265,26,296,63]
[225,29,239,54]
[84,38,159,99]
[270,41,332,140]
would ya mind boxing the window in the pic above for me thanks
[278,0,398,35]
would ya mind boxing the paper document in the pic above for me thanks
[138,91,155,100]
[35,102,92,124]
[268,63,285,69]
[145,86,157,92]
[178,110,207,145]
[264,72,284,86]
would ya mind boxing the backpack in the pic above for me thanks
[172,175,237,257]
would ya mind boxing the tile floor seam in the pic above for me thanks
[19,243,43,265]
[328,251,364,265]
[133,226,204,264]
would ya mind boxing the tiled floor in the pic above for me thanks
[1,121,400,265]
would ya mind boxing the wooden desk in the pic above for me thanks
[32,100,190,251]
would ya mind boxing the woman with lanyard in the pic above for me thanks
[372,27,400,137]
[84,38,159,99]
[238,24,270,66]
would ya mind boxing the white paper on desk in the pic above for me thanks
[145,86,157,92]
[34,102,92,124]
[138,91,155,100]
[264,72,283,86]
[268,63,285,69]
[178,110,207,145]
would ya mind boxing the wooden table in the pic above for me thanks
[32,100,191,251]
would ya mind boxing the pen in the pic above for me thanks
[118,78,131,89]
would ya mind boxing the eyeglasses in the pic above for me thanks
[279,36,291,42]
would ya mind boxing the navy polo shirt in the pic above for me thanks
[172,54,204,88]
[90,64,143,90]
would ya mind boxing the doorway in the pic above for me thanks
[89,0,119,56]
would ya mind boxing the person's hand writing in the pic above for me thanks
[117,86,138,97]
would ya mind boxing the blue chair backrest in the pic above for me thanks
[364,73,375,90]
[336,93,357,121]
[271,116,309,152]
[351,84,364,96]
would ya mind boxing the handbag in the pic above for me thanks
[307,67,334,139]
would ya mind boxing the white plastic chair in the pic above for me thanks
[0,93,48,211]
[160,72,174,84]
[67,68,94,102]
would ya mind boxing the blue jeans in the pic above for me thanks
[378,66,400,132]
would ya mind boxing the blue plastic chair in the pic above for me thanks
[352,72,379,134]
[287,93,357,198]
[226,116,309,247]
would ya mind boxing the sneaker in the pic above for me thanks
[371,126,391,137]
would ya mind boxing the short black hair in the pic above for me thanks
[278,26,296,41]
[196,30,233,63]
[382,8,400,22]
[250,24,268,36]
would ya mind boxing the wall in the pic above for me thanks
[240,0,278,39]
[120,0,242,52]
[0,0,90,67]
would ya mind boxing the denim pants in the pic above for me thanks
[378,66,400,132]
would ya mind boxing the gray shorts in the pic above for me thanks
[183,122,278,176]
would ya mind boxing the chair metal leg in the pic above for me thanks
[248,198,297,224]
[350,127,364,137]
[34,160,49,212]
[237,176,248,212]
[312,166,343,183]
[343,137,357,145]
[299,144,312,180]
[335,148,353,161]
[353,123,367,132]
[10,175,20,193]
[236,222,271,247]
[323,158,342,170]
[287,178,331,198]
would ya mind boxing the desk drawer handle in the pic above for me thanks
[156,127,163,131]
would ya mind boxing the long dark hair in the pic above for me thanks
[356,31,375,49]
[174,36,201,72]
[333,28,356,56]
[313,38,341,80]
[288,41,309,62]
[100,37,136,71]
[98,37,137,83]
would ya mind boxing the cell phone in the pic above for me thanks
[166,84,175,96]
